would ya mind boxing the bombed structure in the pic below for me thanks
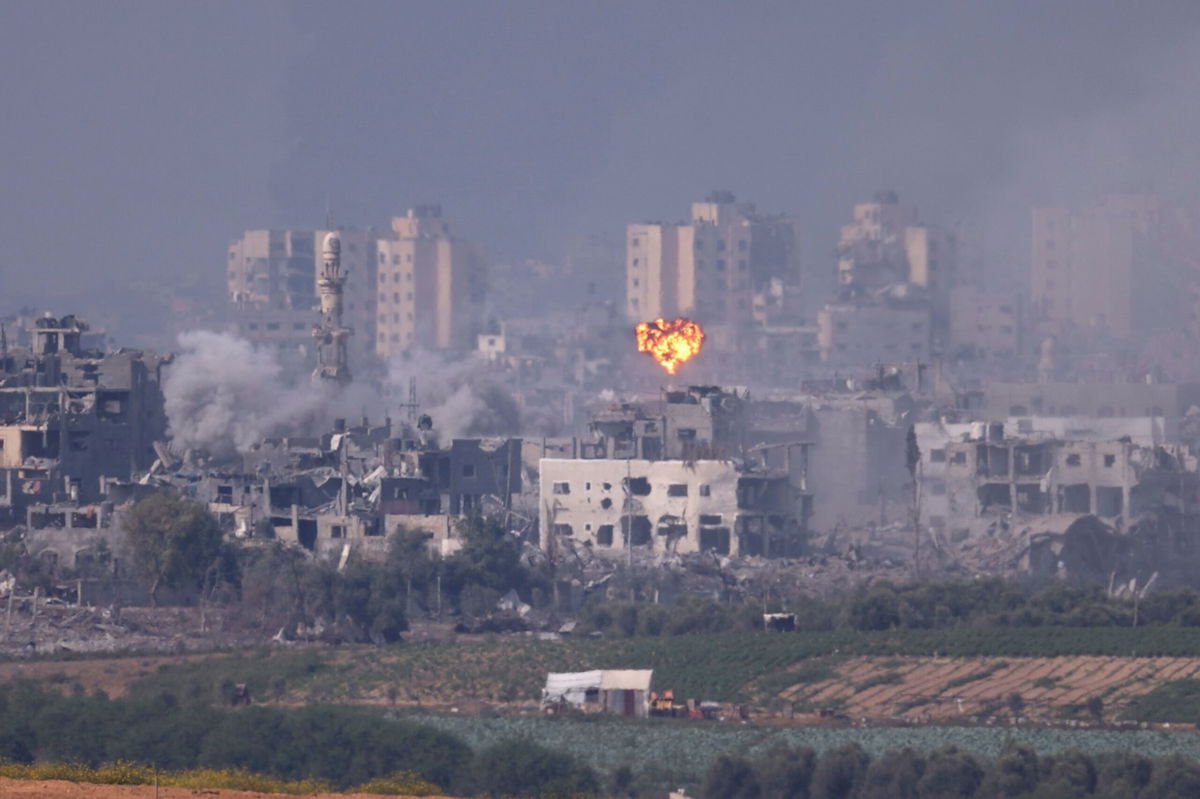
[539,386,812,558]
[0,315,169,518]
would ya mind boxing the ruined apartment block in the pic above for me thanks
[539,386,811,558]
[930,423,1197,539]
[0,316,167,520]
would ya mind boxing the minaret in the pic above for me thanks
[312,231,352,386]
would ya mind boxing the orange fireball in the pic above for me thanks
[635,317,705,375]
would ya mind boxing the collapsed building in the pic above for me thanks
[0,315,168,521]
[539,386,812,558]
[915,416,1200,583]
[154,415,523,560]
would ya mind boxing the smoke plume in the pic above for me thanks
[163,331,523,457]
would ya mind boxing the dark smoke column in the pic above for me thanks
[312,231,352,386]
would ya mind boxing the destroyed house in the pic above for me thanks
[934,424,1198,537]
[584,386,746,462]
[0,316,167,513]
[539,457,810,558]
[390,438,522,514]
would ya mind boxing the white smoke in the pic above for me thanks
[163,332,521,458]
[163,331,332,457]
[382,349,520,440]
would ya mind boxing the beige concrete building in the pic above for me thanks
[837,192,958,300]
[947,285,1020,361]
[1031,194,1160,339]
[375,205,485,358]
[817,299,931,366]
[625,192,798,331]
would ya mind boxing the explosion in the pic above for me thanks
[635,317,705,375]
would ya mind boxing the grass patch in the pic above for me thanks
[1121,679,1200,723]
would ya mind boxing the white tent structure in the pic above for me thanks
[542,669,653,717]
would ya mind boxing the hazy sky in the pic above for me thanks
[4,1,1200,320]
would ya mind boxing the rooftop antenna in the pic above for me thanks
[396,376,419,424]
[0,323,7,359]
[324,195,334,230]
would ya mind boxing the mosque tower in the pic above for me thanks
[312,231,352,386]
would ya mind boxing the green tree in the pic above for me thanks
[809,744,869,799]
[916,746,983,798]
[977,741,1039,798]
[702,754,761,799]
[471,737,598,798]
[1093,752,1152,799]
[1006,691,1025,718]
[124,493,224,605]
[1141,755,1200,799]
[859,748,923,799]
[756,743,815,799]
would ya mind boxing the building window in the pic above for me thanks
[596,525,614,546]
[699,514,722,525]
[331,525,345,539]
[717,240,726,252]
[667,484,688,497]
[553,523,573,537]
[699,484,711,497]
[632,258,640,267]
[632,238,640,248]
[247,323,258,331]
[737,239,747,251]
[266,322,280,331]
[716,259,726,271]
[738,259,747,270]
[952,451,966,465]
[462,464,475,477]
[1104,454,1116,467]
[930,449,946,463]
[392,255,400,265]
[553,481,570,495]
[393,292,400,302]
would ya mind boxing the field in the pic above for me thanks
[403,712,1200,783]
[78,628,1200,724]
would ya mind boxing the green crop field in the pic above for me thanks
[402,710,1200,788]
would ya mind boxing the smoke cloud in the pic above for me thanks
[163,331,331,457]
[163,331,522,457]
[382,349,520,440]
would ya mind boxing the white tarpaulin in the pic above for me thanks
[543,670,603,705]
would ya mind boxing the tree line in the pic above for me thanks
[698,740,1200,799]
[0,681,596,797]
[578,577,1200,639]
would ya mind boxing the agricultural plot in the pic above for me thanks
[405,711,1200,785]
[767,655,1200,721]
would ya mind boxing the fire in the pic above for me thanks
[635,317,705,375]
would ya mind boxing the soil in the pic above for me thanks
[0,778,451,798]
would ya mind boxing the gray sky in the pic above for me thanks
[4,1,1200,324]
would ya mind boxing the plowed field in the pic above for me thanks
[768,655,1200,720]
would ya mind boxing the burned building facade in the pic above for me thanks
[539,386,811,558]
